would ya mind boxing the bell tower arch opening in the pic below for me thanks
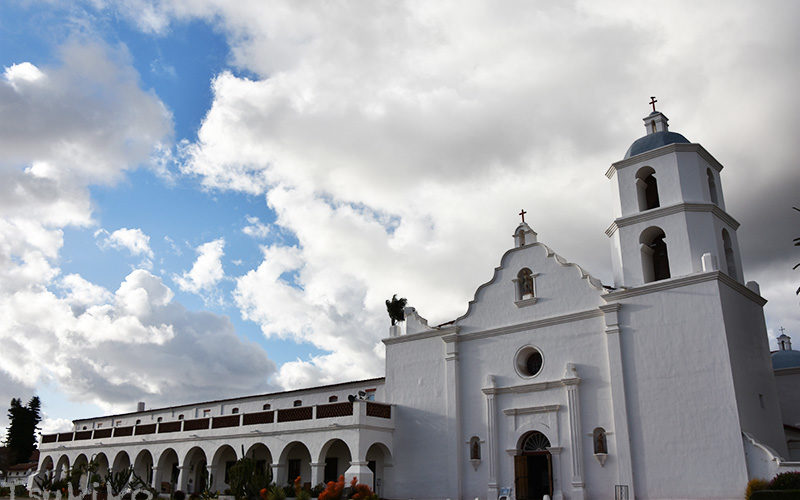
[635,166,660,211]
[640,226,670,283]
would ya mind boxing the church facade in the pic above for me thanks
[37,108,800,499]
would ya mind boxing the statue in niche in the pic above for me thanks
[519,268,534,297]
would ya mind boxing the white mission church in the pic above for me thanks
[37,106,800,500]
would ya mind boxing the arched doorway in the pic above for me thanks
[244,443,273,482]
[182,447,208,494]
[55,455,70,481]
[365,443,392,498]
[112,451,131,474]
[278,442,311,487]
[514,432,552,500]
[318,439,351,484]
[133,450,153,486]
[210,445,238,492]
[156,449,179,495]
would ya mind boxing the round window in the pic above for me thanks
[515,345,544,377]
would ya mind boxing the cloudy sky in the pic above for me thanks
[1,1,798,436]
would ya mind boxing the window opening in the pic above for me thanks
[722,229,736,279]
[328,396,338,402]
[231,408,239,414]
[707,169,719,205]
[293,400,302,407]
[262,404,271,410]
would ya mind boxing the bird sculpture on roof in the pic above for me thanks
[385,294,407,326]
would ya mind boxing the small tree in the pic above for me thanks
[5,397,42,465]
[385,295,407,325]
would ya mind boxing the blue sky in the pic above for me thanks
[1,1,798,434]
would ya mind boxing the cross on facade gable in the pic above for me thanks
[519,209,527,223]
[649,96,658,112]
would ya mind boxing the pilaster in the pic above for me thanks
[562,363,585,500]
[443,334,462,500]
[599,303,635,499]
[484,374,499,500]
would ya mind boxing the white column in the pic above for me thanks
[483,375,498,500]
[600,303,636,498]
[271,464,285,488]
[310,463,324,488]
[547,447,564,500]
[562,363,585,500]
[176,466,186,493]
[206,465,214,492]
[149,466,158,491]
[443,334,462,500]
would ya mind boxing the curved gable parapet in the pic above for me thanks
[454,242,605,328]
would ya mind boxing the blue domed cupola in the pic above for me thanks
[773,333,800,370]
[624,109,691,159]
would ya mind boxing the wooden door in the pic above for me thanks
[514,455,528,500]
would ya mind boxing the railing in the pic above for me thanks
[113,426,133,437]
[183,418,210,431]
[93,429,112,439]
[158,421,182,433]
[316,402,353,418]
[74,431,93,440]
[135,424,156,435]
[41,401,393,444]
[242,411,274,425]
[277,407,313,422]
[212,415,241,429]
[366,402,391,418]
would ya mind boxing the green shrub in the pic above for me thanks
[281,484,294,498]
[747,478,770,499]
[15,485,29,497]
[0,487,11,497]
[770,472,800,490]
[266,484,286,500]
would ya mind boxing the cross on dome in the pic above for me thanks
[519,209,527,224]
[649,96,658,112]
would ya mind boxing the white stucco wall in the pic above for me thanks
[607,277,751,499]
[775,369,800,427]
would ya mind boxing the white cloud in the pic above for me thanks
[174,238,226,294]
[97,227,155,260]
[140,0,800,388]
[242,216,270,239]
[39,417,73,436]
[0,269,276,412]
[0,39,277,413]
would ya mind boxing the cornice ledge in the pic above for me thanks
[382,325,458,345]
[606,203,740,237]
[716,271,768,306]
[482,377,580,395]
[457,308,603,343]
[607,143,723,176]
[602,272,719,300]
[502,404,560,416]
[603,271,767,306]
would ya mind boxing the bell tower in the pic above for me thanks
[605,103,744,288]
